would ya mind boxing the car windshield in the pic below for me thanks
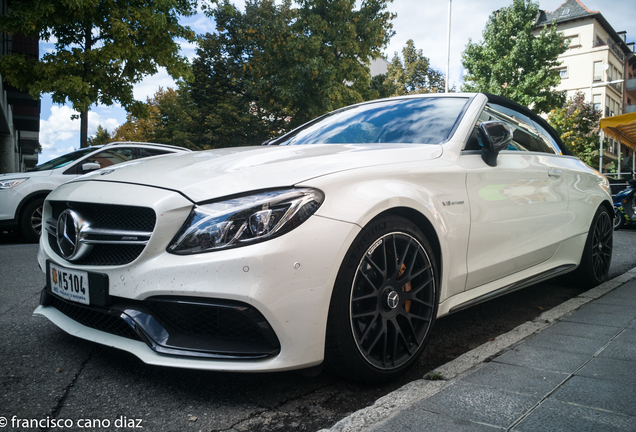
[273,97,469,146]
[31,147,98,171]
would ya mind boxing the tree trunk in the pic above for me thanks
[80,110,89,148]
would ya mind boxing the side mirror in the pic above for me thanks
[82,162,101,172]
[479,121,513,167]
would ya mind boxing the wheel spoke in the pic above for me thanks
[364,322,385,356]
[358,313,380,343]
[351,310,377,319]
[395,323,412,356]
[402,295,434,310]
[352,291,379,302]
[409,276,434,296]
[388,322,398,367]
[397,237,412,270]
[397,313,418,341]
[358,269,380,293]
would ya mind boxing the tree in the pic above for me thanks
[0,0,197,148]
[112,87,193,147]
[88,125,112,146]
[184,9,288,150]
[548,91,602,167]
[461,0,567,113]
[384,39,446,96]
[189,0,395,146]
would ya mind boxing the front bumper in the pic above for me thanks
[38,290,281,359]
[37,181,361,371]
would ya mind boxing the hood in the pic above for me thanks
[73,144,443,202]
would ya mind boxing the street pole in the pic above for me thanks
[599,130,604,173]
[445,0,452,93]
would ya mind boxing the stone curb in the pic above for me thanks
[321,267,636,432]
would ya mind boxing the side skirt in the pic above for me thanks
[448,264,576,314]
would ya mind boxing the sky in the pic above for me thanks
[37,0,636,164]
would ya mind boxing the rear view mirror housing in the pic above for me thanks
[480,121,513,167]
[82,162,101,173]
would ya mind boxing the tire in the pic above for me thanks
[19,198,45,243]
[569,206,613,288]
[325,216,438,383]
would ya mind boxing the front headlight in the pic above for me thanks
[0,178,28,189]
[168,188,324,254]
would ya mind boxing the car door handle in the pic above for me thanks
[548,169,562,178]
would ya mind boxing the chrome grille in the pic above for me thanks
[46,201,156,266]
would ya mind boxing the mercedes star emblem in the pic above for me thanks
[56,209,92,261]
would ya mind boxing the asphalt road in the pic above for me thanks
[1,229,635,432]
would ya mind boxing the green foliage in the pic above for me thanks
[425,371,445,381]
[0,0,197,146]
[461,0,567,113]
[369,73,393,99]
[88,125,112,146]
[184,6,290,149]
[112,87,193,147]
[186,0,395,147]
[548,92,602,167]
[385,39,446,96]
[115,0,395,149]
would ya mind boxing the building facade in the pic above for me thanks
[0,0,40,174]
[534,0,635,174]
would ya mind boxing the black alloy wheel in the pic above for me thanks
[325,216,438,382]
[20,198,45,243]
[350,232,435,370]
[590,210,613,283]
[568,206,613,288]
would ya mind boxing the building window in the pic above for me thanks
[593,62,603,81]
[561,8,570,16]
[567,35,579,47]
[559,68,568,79]
[593,94,601,111]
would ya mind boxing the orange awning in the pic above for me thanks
[600,112,636,150]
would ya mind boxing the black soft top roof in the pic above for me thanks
[484,93,571,156]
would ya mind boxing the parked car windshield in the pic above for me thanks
[273,97,470,146]
[31,147,98,171]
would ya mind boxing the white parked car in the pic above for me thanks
[0,142,190,241]
[35,94,613,382]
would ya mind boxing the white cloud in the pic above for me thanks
[132,67,178,101]
[87,111,120,136]
[179,40,199,61]
[39,105,121,151]
[39,106,80,150]
[189,15,215,34]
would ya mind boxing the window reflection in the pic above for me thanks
[275,98,469,146]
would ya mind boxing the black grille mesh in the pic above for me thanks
[48,201,156,266]
[147,300,267,343]
[50,201,156,231]
[50,295,142,341]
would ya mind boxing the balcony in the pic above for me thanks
[594,37,625,61]
[626,104,636,114]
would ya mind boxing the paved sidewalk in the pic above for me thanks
[324,268,636,432]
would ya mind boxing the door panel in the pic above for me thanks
[462,152,568,290]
